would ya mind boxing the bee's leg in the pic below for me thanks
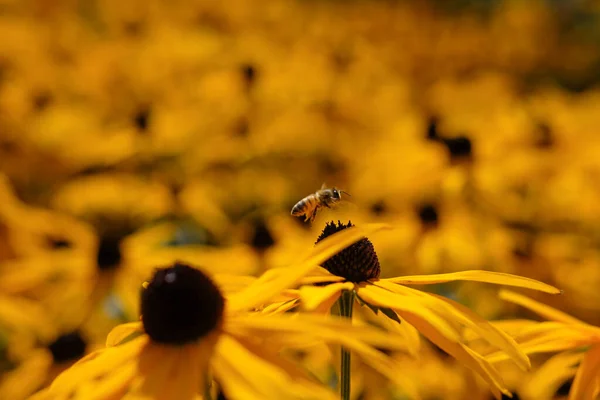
[310,208,318,223]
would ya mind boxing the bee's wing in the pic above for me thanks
[320,182,327,190]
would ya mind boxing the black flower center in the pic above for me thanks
[250,218,275,251]
[370,200,387,216]
[425,116,440,141]
[133,106,151,132]
[141,262,224,345]
[442,136,472,160]
[534,122,554,149]
[417,203,439,228]
[48,331,87,363]
[240,63,257,87]
[31,90,53,112]
[46,236,72,249]
[315,221,380,282]
[96,233,124,270]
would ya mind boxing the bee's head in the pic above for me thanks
[332,188,341,200]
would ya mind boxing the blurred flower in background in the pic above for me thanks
[1,0,600,398]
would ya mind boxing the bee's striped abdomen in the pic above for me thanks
[291,194,317,217]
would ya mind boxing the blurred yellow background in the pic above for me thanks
[1,0,600,399]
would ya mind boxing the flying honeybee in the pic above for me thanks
[291,184,351,223]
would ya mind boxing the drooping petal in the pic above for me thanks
[464,320,538,342]
[385,270,561,294]
[357,301,421,357]
[374,280,531,370]
[569,344,600,400]
[299,282,354,311]
[50,335,148,395]
[106,322,144,347]
[428,293,531,370]
[211,334,337,400]
[399,312,510,399]
[521,351,583,399]
[228,313,409,352]
[227,223,391,312]
[356,284,461,342]
[485,322,598,363]
[499,290,588,325]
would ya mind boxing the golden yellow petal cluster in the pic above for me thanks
[0,1,599,399]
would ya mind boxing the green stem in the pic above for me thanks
[338,290,354,400]
[204,375,213,400]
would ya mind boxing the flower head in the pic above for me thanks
[315,221,380,282]
[33,227,415,400]
[293,221,563,399]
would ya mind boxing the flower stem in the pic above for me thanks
[204,375,213,400]
[338,290,353,400]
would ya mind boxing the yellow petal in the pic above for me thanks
[313,291,343,314]
[0,349,53,400]
[124,344,176,398]
[522,351,583,399]
[489,320,540,336]
[464,320,538,342]
[212,274,257,295]
[260,299,299,314]
[386,270,561,294]
[227,223,390,312]
[106,322,144,347]
[299,275,346,285]
[374,280,530,369]
[485,323,597,363]
[428,293,531,371]
[27,389,59,400]
[50,336,148,395]
[499,290,587,325]
[333,333,421,399]
[80,359,137,400]
[233,335,332,391]
[299,282,353,311]
[356,284,461,342]
[570,344,600,400]
[299,267,346,285]
[163,346,201,400]
[357,301,420,357]
[228,313,409,352]
[212,334,337,400]
[511,321,589,342]
[400,312,510,399]
[0,295,57,341]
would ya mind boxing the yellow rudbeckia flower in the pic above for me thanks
[283,220,561,399]
[32,224,415,400]
[484,290,600,400]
